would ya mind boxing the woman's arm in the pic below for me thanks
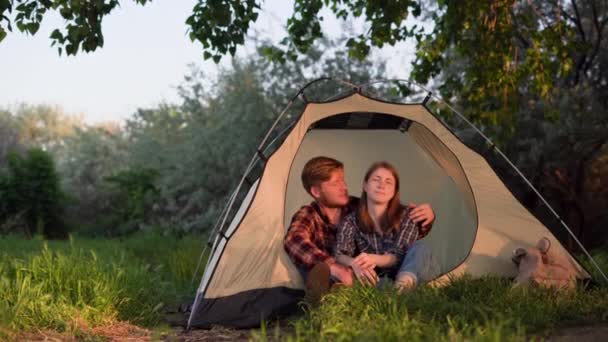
[371,253,397,267]
[336,253,355,267]
[353,253,397,268]
[337,253,393,269]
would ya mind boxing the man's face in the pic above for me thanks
[311,169,349,208]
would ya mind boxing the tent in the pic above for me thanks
[187,80,598,329]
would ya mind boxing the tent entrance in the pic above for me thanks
[284,125,478,278]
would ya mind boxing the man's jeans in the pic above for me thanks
[394,239,440,287]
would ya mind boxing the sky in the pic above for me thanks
[0,1,421,124]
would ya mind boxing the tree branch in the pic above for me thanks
[509,8,531,49]
[583,0,604,74]
[570,0,590,85]
[571,0,587,43]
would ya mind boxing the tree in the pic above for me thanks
[53,124,129,235]
[0,104,83,151]
[412,0,607,134]
[0,109,22,170]
[0,0,424,61]
[118,35,387,234]
[0,148,67,238]
[411,0,608,249]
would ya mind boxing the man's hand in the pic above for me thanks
[329,263,354,286]
[407,203,435,237]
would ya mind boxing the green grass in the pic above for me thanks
[256,250,608,341]
[1,234,606,341]
[0,234,204,339]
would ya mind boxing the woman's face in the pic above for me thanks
[364,167,396,205]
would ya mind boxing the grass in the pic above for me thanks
[0,233,204,340]
[255,250,608,341]
[0,234,606,341]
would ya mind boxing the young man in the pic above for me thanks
[283,156,436,296]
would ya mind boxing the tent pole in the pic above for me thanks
[190,244,210,287]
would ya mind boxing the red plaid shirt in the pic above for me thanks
[284,197,359,271]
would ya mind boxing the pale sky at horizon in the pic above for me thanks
[0,1,422,124]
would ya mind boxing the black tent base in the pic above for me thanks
[188,287,305,329]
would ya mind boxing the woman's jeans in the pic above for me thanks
[394,239,440,287]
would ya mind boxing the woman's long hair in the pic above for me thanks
[357,161,404,234]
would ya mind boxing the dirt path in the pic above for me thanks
[170,327,253,341]
[545,325,608,341]
[10,324,608,341]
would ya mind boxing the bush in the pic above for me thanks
[103,167,160,236]
[0,148,68,239]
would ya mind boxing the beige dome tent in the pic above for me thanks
[187,79,601,329]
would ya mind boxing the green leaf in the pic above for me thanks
[65,44,76,55]
[16,21,25,32]
[49,29,62,40]
[27,22,40,35]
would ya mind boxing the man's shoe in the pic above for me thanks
[305,262,331,304]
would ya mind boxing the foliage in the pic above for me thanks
[0,104,81,169]
[0,0,426,62]
[53,124,129,236]
[0,110,22,170]
[0,0,151,55]
[10,104,83,149]
[187,0,259,63]
[113,36,387,234]
[412,1,607,136]
[0,148,67,239]
[104,167,160,236]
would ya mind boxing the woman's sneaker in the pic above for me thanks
[394,272,417,293]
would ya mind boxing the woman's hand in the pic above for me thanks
[352,253,377,270]
[351,263,378,286]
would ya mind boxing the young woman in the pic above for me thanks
[335,161,425,290]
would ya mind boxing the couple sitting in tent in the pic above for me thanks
[284,156,439,298]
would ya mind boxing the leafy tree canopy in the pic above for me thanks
[0,0,423,60]
[3,1,605,125]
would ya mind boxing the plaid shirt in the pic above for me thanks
[336,207,419,275]
[284,197,359,271]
